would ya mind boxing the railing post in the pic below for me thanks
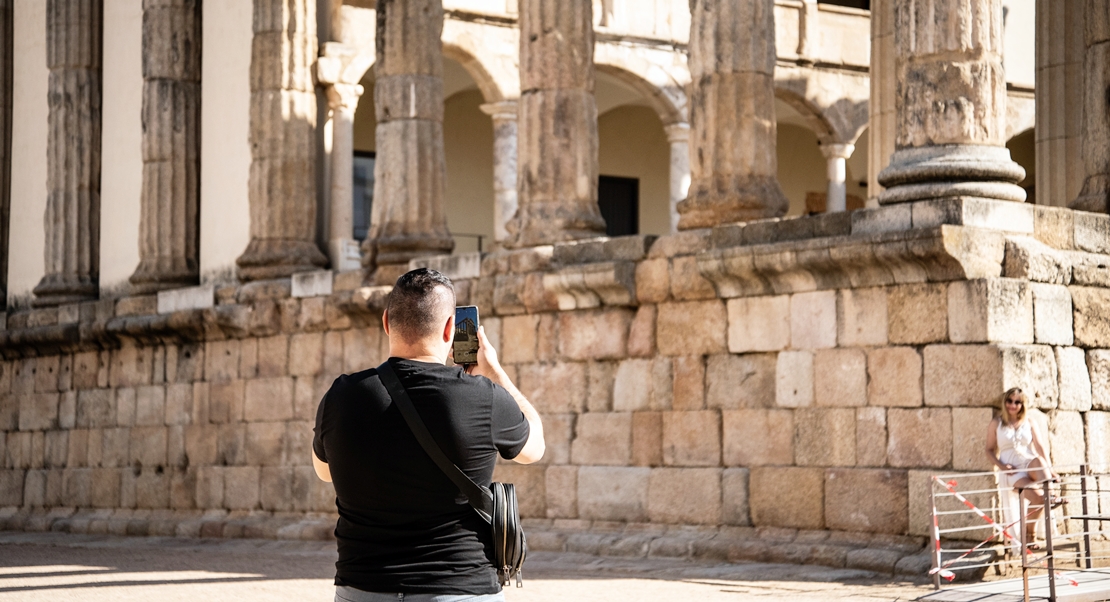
[1021,486,1030,602]
[930,479,941,590]
[1044,479,1056,602]
[1081,464,1092,570]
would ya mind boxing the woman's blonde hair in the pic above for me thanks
[999,387,1028,425]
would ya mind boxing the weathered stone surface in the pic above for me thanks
[727,296,789,353]
[1087,412,1110,473]
[706,353,776,409]
[867,347,923,407]
[223,466,260,510]
[288,333,322,377]
[647,468,721,524]
[662,411,720,467]
[491,464,546,518]
[1030,283,1074,345]
[775,351,813,408]
[837,288,888,347]
[577,466,650,521]
[501,314,539,364]
[656,301,727,356]
[813,348,866,407]
[585,361,616,412]
[922,345,1002,407]
[750,467,824,530]
[558,309,632,361]
[613,359,652,412]
[76,389,115,428]
[631,411,662,467]
[887,408,952,468]
[790,291,837,350]
[888,284,948,344]
[19,394,59,431]
[856,407,887,467]
[825,468,908,534]
[517,362,587,414]
[626,305,656,358]
[244,422,285,467]
[947,279,1033,344]
[545,465,577,518]
[635,259,670,304]
[1047,410,1085,466]
[1089,350,1110,410]
[672,355,706,411]
[670,256,717,301]
[243,377,294,422]
[1056,347,1092,411]
[722,409,793,466]
[795,408,856,467]
[135,386,166,427]
[721,467,751,526]
[950,407,993,471]
[1071,286,1110,348]
[570,412,631,466]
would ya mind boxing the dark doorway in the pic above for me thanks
[598,175,639,237]
[353,151,375,240]
[818,0,869,9]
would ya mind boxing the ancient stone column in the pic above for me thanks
[677,0,788,229]
[34,0,103,306]
[867,0,894,206]
[506,0,605,247]
[236,0,327,281]
[480,100,518,245]
[327,81,363,271]
[821,143,854,213]
[1072,1,1110,212]
[1037,0,1084,208]
[876,0,1025,205]
[129,0,202,293]
[664,122,690,233]
[363,0,453,276]
[0,0,11,304]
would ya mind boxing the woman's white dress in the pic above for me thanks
[997,419,1037,488]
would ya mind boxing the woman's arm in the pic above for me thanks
[985,417,1010,470]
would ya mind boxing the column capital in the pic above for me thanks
[663,122,690,144]
[480,100,518,122]
[820,142,855,161]
[327,82,365,112]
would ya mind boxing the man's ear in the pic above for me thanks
[382,310,390,336]
[442,313,455,344]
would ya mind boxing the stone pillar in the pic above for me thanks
[1036,0,1083,208]
[34,0,103,306]
[821,143,854,213]
[480,101,518,245]
[0,0,10,305]
[1072,1,1110,212]
[326,81,363,271]
[664,122,690,233]
[867,0,894,207]
[876,0,1025,205]
[363,0,453,276]
[677,0,788,229]
[129,0,202,293]
[235,0,327,282]
[506,0,605,248]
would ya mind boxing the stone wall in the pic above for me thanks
[2,199,1109,546]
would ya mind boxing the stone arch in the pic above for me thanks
[773,86,837,143]
[594,44,688,125]
[441,43,505,103]
[774,66,870,146]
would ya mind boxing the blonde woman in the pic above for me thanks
[984,387,1061,546]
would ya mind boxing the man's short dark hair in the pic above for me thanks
[386,268,456,342]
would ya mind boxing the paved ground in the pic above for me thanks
[0,531,935,601]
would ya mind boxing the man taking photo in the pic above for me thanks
[312,268,545,602]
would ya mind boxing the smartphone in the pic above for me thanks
[453,305,480,365]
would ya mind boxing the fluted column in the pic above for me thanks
[480,100,518,244]
[664,122,690,233]
[129,0,201,293]
[506,0,605,248]
[821,143,854,213]
[0,0,10,304]
[677,0,787,230]
[326,81,363,271]
[236,0,327,281]
[1072,1,1110,212]
[34,0,103,306]
[363,0,453,276]
[867,0,894,207]
[876,0,1025,205]
[1036,0,1083,208]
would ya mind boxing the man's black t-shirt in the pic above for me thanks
[312,357,530,595]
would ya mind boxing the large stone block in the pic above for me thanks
[501,314,539,364]
[19,393,59,431]
[1030,283,1073,345]
[635,258,670,304]
[824,468,908,534]
[923,345,1002,408]
[813,348,866,407]
[947,279,1033,344]
[951,407,994,471]
[722,467,750,526]
[72,351,106,390]
[135,470,170,509]
[1072,286,1110,348]
[647,468,722,524]
[205,340,240,383]
[1000,345,1059,409]
[867,347,922,407]
[706,353,776,409]
[208,380,245,424]
[185,424,218,467]
[790,291,837,350]
[586,361,617,412]
[662,411,721,467]
[90,467,121,508]
[34,355,59,392]
[194,466,225,509]
[223,466,260,510]
[244,377,294,422]
[130,427,168,468]
[76,389,114,428]
[288,333,322,377]
[795,408,856,467]
[570,412,632,466]
[491,464,546,518]
[651,357,674,410]
[656,300,727,356]
[260,466,294,512]
[837,288,888,347]
[1047,410,1085,467]
[134,386,166,427]
[671,255,717,300]
[722,409,793,466]
[43,430,68,468]
[517,362,587,414]
[99,428,130,468]
[1089,350,1110,410]
[577,466,650,521]
[342,327,383,373]
[888,283,948,344]
[1056,347,1092,411]
[856,407,887,467]
[1087,412,1110,473]
[626,305,656,358]
[245,422,287,467]
[631,411,662,467]
[672,355,706,411]
[539,413,574,465]
[887,408,952,468]
[613,359,652,412]
[164,383,192,426]
[776,350,813,408]
[110,345,154,388]
[546,465,578,518]
[749,466,824,530]
[0,469,23,506]
[727,296,790,353]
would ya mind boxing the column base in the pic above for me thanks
[362,233,454,270]
[128,260,199,294]
[877,144,1026,205]
[676,176,788,230]
[32,274,98,307]
[236,238,327,282]
[1069,175,1110,213]
[504,202,606,249]
[328,239,363,272]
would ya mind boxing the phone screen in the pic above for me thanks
[453,306,480,365]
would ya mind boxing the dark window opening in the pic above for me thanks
[598,175,639,237]
[353,151,375,240]
[818,0,869,9]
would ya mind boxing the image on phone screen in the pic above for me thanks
[453,306,480,365]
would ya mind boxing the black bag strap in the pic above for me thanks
[376,360,494,523]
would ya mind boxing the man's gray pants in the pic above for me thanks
[335,585,506,602]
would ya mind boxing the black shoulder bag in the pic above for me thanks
[376,361,527,588]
